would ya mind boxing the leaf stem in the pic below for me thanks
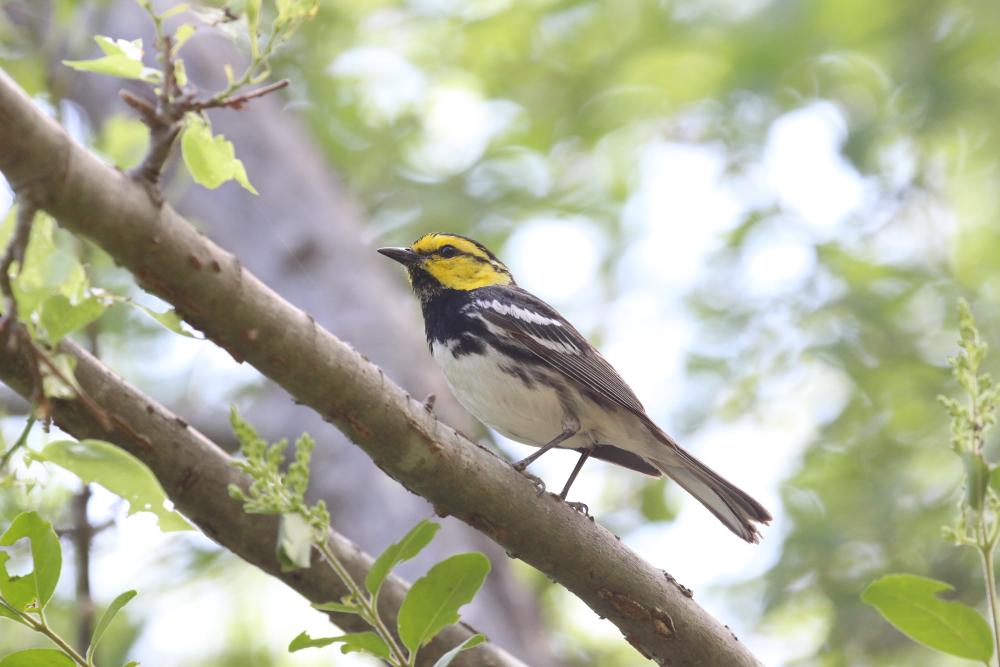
[315,540,410,666]
[0,595,92,666]
[978,513,1000,667]
[0,415,36,469]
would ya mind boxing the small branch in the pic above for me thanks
[31,339,112,431]
[72,485,96,655]
[0,414,35,470]
[189,79,290,112]
[0,595,90,667]
[315,542,410,665]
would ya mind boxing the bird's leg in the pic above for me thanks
[559,450,593,518]
[558,449,591,499]
[513,425,577,471]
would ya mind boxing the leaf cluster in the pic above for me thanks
[864,301,1000,666]
[227,410,489,667]
[0,512,137,667]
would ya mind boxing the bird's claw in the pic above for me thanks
[566,501,592,519]
[422,393,436,414]
[518,469,546,496]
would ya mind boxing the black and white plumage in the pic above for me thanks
[379,233,771,542]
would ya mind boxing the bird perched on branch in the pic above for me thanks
[379,233,771,542]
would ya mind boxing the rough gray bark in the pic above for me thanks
[0,69,765,667]
[0,329,525,667]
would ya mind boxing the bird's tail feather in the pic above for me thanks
[648,435,771,543]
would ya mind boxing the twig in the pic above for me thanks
[189,79,290,111]
[122,5,288,196]
[0,414,35,470]
[73,485,96,654]
[30,339,112,432]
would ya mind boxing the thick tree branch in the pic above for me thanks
[0,69,764,666]
[0,323,523,667]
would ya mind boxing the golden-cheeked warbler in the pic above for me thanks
[379,233,771,542]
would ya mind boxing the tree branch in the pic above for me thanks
[0,69,764,666]
[0,326,523,667]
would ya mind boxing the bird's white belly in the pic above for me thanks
[432,341,570,447]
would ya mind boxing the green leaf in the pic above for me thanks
[288,631,389,658]
[365,520,440,597]
[277,512,313,571]
[274,0,319,32]
[96,115,150,171]
[63,36,160,82]
[432,634,486,667]
[123,662,140,667]
[397,552,491,653]
[962,452,990,511]
[989,464,1000,497]
[161,3,190,19]
[180,115,258,194]
[87,590,137,663]
[133,304,198,338]
[245,0,261,58]
[33,440,192,532]
[312,600,360,614]
[0,512,62,612]
[862,574,993,661]
[39,293,106,343]
[0,649,75,666]
[39,353,81,400]
[173,24,196,53]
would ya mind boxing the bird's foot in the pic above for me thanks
[518,469,546,496]
[422,393,436,414]
[566,500,592,519]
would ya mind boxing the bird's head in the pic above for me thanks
[378,233,514,297]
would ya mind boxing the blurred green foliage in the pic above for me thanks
[3,0,1000,665]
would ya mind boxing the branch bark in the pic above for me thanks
[0,324,523,667]
[0,69,764,666]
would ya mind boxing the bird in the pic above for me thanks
[378,232,771,542]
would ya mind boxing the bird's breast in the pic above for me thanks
[431,339,573,447]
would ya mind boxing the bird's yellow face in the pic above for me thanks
[379,233,513,292]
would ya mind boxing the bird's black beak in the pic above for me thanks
[377,246,421,266]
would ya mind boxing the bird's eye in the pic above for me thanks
[438,245,458,258]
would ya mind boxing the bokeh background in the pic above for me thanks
[2,0,999,665]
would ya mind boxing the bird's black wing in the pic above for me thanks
[466,285,647,417]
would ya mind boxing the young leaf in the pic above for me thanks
[132,303,198,338]
[87,590,137,663]
[39,293,106,343]
[63,36,160,82]
[277,512,313,571]
[180,115,258,194]
[397,552,491,654]
[0,512,62,612]
[432,634,486,667]
[0,649,75,666]
[288,631,390,658]
[365,519,440,597]
[862,573,993,661]
[989,464,1000,496]
[962,451,990,511]
[245,0,261,58]
[312,600,360,614]
[33,440,192,532]
[288,631,338,651]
